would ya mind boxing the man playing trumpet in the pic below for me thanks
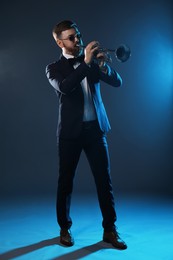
[45,20,127,250]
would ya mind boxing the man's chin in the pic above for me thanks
[73,48,81,57]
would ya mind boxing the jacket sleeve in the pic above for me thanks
[45,61,90,95]
[99,64,122,87]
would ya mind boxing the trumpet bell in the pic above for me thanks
[115,44,131,62]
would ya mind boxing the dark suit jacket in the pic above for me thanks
[45,55,122,139]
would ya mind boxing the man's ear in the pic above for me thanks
[53,32,64,48]
[56,39,64,48]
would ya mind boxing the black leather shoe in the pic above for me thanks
[60,229,74,246]
[103,229,127,250]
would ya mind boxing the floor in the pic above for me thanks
[0,193,173,260]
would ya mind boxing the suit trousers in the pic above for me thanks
[56,120,117,231]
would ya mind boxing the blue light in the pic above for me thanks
[120,23,173,149]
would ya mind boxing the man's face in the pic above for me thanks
[57,27,83,56]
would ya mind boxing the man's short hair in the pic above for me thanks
[52,20,77,40]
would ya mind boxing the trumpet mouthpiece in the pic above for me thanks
[76,44,85,48]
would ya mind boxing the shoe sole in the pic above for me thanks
[103,237,127,250]
[60,239,74,247]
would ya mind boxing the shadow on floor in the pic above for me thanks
[52,240,114,260]
[0,236,113,260]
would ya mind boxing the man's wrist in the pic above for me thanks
[100,62,108,73]
[84,60,91,67]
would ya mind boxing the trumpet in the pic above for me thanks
[77,44,131,62]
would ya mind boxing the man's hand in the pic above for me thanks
[96,52,112,73]
[84,41,100,65]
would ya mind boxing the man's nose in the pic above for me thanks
[74,36,79,42]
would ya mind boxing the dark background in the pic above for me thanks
[0,0,172,198]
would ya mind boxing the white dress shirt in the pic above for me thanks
[62,50,97,122]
